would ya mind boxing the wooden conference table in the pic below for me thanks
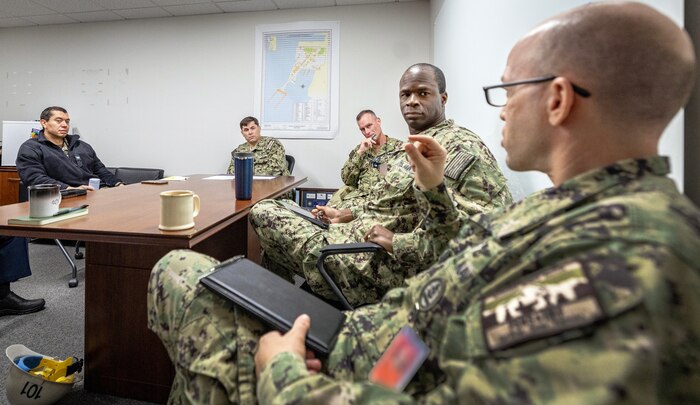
[0,174,305,403]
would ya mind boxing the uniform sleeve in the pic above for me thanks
[227,144,244,175]
[227,158,235,175]
[339,146,364,187]
[428,309,659,403]
[392,182,463,269]
[259,243,700,403]
[266,138,290,176]
[258,352,415,404]
[439,131,512,218]
[15,142,69,189]
[446,155,512,217]
[431,244,699,404]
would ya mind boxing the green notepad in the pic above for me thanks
[8,208,88,225]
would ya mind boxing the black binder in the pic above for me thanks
[199,256,344,355]
[278,201,329,229]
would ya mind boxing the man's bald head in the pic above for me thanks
[520,1,695,129]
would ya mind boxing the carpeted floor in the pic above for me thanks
[0,240,157,404]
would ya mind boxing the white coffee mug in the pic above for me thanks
[28,184,62,218]
[159,190,200,231]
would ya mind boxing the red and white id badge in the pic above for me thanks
[368,326,429,392]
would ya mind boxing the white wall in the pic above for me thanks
[0,1,431,188]
[431,0,685,200]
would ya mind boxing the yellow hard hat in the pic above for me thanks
[5,344,80,405]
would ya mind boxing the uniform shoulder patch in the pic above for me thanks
[481,261,605,351]
[417,278,446,311]
[445,151,476,181]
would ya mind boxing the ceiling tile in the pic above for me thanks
[66,10,124,22]
[0,17,35,28]
[31,0,105,13]
[151,0,210,6]
[113,7,172,19]
[92,0,159,10]
[164,2,223,16]
[0,0,56,17]
[24,13,79,24]
[216,1,278,13]
[335,0,391,5]
[273,0,335,9]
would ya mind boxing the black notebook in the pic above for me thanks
[199,256,345,355]
[278,201,329,229]
[60,189,87,198]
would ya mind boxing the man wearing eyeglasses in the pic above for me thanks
[326,109,404,210]
[147,2,699,403]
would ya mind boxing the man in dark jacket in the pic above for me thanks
[16,106,123,190]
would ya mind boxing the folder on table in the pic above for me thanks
[8,208,88,226]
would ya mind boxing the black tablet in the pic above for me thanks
[199,256,344,355]
[278,201,329,229]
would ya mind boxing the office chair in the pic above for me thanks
[314,242,384,310]
[285,155,295,174]
[73,166,165,259]
[18,182,80,288]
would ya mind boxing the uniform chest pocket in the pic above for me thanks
[383,156,414,192]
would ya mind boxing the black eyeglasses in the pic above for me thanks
[482,75,591,107]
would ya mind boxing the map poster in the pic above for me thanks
[254,21,340,139]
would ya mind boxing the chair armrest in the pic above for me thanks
[316,242,384,310]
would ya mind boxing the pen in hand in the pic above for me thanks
[54,204,89,216]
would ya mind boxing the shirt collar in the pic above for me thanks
[496,156,671,240]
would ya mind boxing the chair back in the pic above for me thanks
[285,155,295,173]
[114,167,164,185]
[18,181,28,203]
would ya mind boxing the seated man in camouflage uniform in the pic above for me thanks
[249,64,512,306]
[227,116,289,177]
[326,109,404,209]
[148,2,700,403]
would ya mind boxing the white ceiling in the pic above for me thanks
[0,0,422,28]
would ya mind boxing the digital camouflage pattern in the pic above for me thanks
[147,251,265,404]
[227,136,290,176]
[327,135,404,210]
[249,120,512,307]
[149,156,700,404]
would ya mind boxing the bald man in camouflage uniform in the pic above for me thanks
[227,116,289,177]
[327,109,404,210]
[249,65,512,307]
[148,2,700,403]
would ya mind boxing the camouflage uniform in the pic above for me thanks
[250,120,512,306]
[148,156,700,403]
[327,135,404,210]
[227,136,290,176]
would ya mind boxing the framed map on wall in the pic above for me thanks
[254,21,340,139]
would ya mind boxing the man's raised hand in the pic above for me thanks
[404,135,447,190]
